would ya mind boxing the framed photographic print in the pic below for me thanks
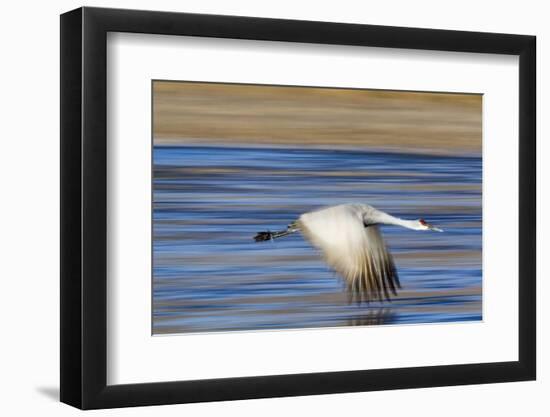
[60,6,536,409]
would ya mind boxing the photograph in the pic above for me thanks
[54,4,537,412]
[152,81,483,335]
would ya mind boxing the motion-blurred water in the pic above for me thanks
[153,145,482,334]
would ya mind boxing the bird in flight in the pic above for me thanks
[254,203,442,303]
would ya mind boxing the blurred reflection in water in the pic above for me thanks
[347,309,396,327]
[153,145,482,334]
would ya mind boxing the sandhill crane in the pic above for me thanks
[254,203,443,303]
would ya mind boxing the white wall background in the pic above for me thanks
[0,1,545,415]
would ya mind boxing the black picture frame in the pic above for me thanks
[60,6,536,410]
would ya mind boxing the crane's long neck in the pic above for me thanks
[372,212,420,230]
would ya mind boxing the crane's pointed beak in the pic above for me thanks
[429,225,443,232]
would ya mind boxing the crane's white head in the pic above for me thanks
[417,218,443,232]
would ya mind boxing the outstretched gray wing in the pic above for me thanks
[343,225,400,303]
[299,205,400,303]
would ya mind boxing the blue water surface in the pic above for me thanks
[153,145,482,334]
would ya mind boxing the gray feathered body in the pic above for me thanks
[297,204,400,303]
